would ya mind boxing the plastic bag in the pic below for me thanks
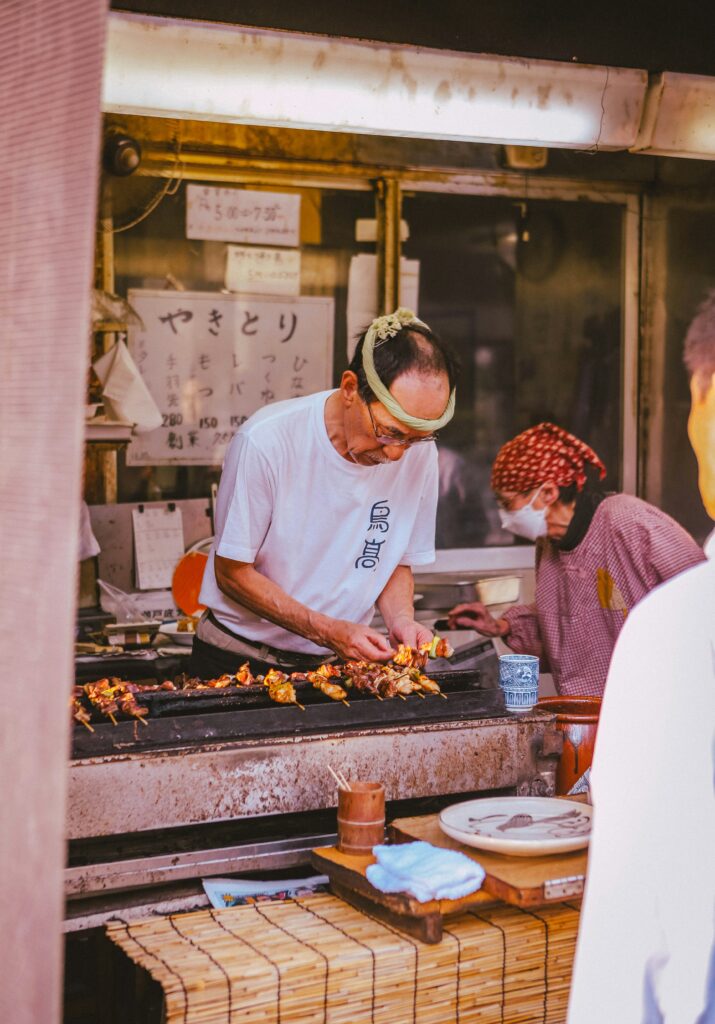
[97,579,149,622]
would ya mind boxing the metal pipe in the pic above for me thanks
[377,178,401,314]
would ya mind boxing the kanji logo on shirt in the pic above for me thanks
[355,500,391,569]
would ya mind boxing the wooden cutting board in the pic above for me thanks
[311,845,495,944]
[389,811,588,908]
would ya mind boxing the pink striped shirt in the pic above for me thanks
[503,494,705,696]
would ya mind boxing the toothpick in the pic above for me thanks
[80,719,94,733]
[414,690,425,699]
[108,712,118,726]
[294,700,305,711]
[438,691,448,700]
[397,693,407,701]
[341,699,350,708]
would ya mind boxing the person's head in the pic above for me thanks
[684,290,715,519]
[338,309,458,467]
[490,422,607,541]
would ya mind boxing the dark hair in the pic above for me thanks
[558,482,579,504]
[558,463,604,504]
[684,289,715,393]
[348,321,459,405]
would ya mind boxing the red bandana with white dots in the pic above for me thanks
[491,422,607,494]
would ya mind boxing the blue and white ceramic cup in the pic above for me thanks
[498,654,539,712]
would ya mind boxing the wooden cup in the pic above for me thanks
[536,696,602,794]
[337,781,385,855]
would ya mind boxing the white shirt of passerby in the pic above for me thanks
[568,532,715,1023]
[199,390,439,655]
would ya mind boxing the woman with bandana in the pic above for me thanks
[448,422,705,696]
[190,308,458,679]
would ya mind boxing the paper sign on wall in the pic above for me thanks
[225,246,301,296]
[126,289,334,466]
[131,506,185,591]
[186,185,300,246]
[346,253,420,359]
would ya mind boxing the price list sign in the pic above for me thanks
[186,185,300,247]
[126,290,334,466]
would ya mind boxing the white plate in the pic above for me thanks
[160,622,195,646]
[439,796,592,857]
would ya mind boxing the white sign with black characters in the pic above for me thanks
[126,289,334,466]
[186,185,300,247]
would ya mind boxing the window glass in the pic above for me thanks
[402,193,624,547]
[111,180,375,501]
[659,206,715,544]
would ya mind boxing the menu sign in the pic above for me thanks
[186,185,300,247]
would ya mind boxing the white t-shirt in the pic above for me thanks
[567,531,715,1023]
[199,390,439,654]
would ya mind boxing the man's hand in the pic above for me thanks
[324,620,396,662]
[388,615,433,650]
[447,602,510,638]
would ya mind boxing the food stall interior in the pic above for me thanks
[68,71,715,1020]
[76,109,715,903]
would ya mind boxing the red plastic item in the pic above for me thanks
[171,550,208,617]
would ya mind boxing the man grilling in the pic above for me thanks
[190,308,458,679]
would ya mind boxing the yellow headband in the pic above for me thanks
[362,308,456,431]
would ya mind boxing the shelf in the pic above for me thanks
[93,321,128,333]
[85,419,134,443]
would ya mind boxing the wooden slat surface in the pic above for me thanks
[107,893,582,1022]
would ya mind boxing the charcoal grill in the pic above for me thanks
[66,665,562,929]
[72,669,504,757]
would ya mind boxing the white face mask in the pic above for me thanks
[498,487,548,541]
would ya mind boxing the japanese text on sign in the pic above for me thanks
[186,185,301,247]
[125,290,334,467]
[225,245,301,296]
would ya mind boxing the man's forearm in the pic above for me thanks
[214,556,332,647]
[376,564,415,632]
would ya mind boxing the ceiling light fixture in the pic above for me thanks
[631,72,715,159]
[102,13,648,152]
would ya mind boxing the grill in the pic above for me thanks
[72,669,505,758]
[66,657,563,931]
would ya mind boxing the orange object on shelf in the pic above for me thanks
[171,549,209,617]
[537,696,602,794]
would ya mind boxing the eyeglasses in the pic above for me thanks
[366,402,438,447]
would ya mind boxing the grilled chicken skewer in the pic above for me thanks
[84,679,119,725]
[235,662,255,686]
[74,637,453,730]
[305,665,350,706]
[71,694,94,732]
[263,668,305,710]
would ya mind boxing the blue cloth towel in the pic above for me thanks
[365,841,486,903]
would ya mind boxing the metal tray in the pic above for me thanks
[414,575,521,610]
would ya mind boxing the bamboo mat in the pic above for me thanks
[106,893,580,1024]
